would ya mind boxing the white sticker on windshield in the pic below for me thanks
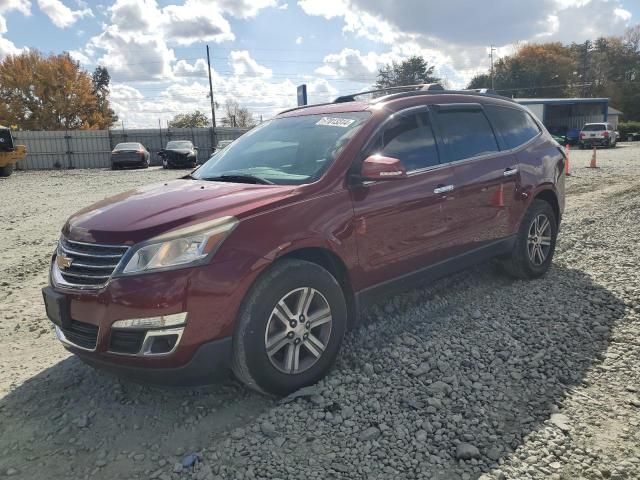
[316,117,356,128]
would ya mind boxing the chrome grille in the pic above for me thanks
[55,237,129,289]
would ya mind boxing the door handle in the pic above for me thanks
[503,168,518,177]
[434,184,454,194]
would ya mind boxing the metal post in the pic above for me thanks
[206,45,218,149]
[489,45,497,91]
[64,130,73,169]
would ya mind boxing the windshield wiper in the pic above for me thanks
[198,174,274,185]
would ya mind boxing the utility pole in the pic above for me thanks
[489,45,497,90]
[206,45,217,149]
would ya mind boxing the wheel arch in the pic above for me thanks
[532,188,560,226]
[278,247,357,329]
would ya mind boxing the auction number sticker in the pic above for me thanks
[316,117,355,127]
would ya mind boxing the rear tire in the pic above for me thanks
[111,163,119,170]
[501,199,557,279]
[232,259,347,396]
[0,163,14,177]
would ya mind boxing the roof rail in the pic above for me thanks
[333,83,444,103]
[277,84,514,116]
[278,101,336,115]
[467,88,499,95]
[370,88,516,104]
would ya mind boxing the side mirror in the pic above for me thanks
[194,147,199,151]
[360,155,407,181]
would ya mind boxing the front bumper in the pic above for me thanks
[581,138,609,146]
[44,254,265,383]
[166,154,195,166]
[75,336,233,385]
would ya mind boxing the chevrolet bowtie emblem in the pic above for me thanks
[57,254,73,270]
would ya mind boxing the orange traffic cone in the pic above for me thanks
[565,144,571,176]
[588,147,598,168]
[491,183,504,208]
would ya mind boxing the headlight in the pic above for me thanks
[120,216,238,275]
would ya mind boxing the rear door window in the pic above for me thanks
[433,109,499,162]
[376,111,439,171]
[485,105,541,150]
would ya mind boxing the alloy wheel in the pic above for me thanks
[264,287,332,374]
[527,214,552,266]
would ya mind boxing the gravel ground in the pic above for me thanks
[1,144,639,480]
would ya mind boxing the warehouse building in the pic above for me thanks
[514,97,614,143]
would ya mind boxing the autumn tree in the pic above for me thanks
[168,110,211,128]
[468,43,576,97]
[375,56,440,89]
[219,99,256,128]
[0,50,118,130]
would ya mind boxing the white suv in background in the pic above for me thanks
[579,123,617,149]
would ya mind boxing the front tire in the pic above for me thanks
[232,259,347,396]
[501,199,557,279]
[0,163,14,177]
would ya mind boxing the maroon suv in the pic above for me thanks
[43,85,565,395]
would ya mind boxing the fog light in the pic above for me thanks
[112,312,187,329]
[148,334,179,354]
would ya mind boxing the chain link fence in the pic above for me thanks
[12,127,249,170]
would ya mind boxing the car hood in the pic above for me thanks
[63,179,298,244]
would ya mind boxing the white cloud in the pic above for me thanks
[162,2,234,45]
[295,36,303,45]
[0,0,30,58]
[306,78,338,103]
[215,0,277,18]
[89,24,176,81]
[173,58,209,78]
[230,50,272,78]
[109,0,161,32]
[77,0,283,82]
[37,0,92,28]
[0,0,31,16]
[297,0,347,19]
[68,48,90,65]
[316,48,384,82]
[301,0,634,88]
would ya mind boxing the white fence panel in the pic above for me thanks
[13,127,250,170]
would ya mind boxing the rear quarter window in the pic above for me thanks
[582,124,606,131]
[485,105,541,150]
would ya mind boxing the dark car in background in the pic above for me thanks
[160,140,198,169]
[43,84,565,395]
[111,142,150,169]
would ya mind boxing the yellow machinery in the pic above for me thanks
[0,126,26,177]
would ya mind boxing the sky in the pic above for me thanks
[0,0,638,128]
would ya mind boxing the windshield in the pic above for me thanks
[114,143,141,150]
[582,124,606,131]
[193,112,370,185]
[166,141,193,149]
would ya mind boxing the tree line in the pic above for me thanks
[468,25,640,120]
[168,100,257,129]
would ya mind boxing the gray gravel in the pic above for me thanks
[1,144,639,479]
